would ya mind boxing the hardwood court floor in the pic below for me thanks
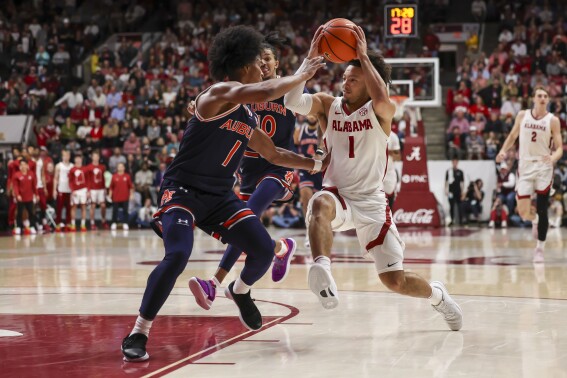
[1,226,566,377]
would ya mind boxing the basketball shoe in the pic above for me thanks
[272,238,296,283]
[188,277,216,310]
[121,333,149,362]
[430,281,463,331]
[533,247,544,263]
[308,263,339,309]
[225,281,262,330]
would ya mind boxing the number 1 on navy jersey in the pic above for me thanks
[222,140,243,167]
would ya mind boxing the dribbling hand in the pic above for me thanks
[495,152,505,163]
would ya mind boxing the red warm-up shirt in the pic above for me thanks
[86,164,106,190]
[110,173,132,202]
[68,166,88,191]
[12,171,38,202]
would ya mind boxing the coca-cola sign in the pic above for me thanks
[393,209,434,224]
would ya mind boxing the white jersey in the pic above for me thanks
[56,162,74,193]
[35,158,44,188]
[519,110,552,162]
[323,98,389,197]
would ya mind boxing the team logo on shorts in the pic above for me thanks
[358,107,368,116]
[161,189,175,206]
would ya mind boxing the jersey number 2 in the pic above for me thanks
[531,131,537,142]
[222,140,242,167]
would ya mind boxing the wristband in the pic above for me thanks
[315,148,325,156]
[312,159,323,173]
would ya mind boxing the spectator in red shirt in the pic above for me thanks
[469,95,490,119]
[68,155,89,232]
[86,151,108,230]
[109,162,133,230]
[12,159,38,235]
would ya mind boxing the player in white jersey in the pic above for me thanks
[383,131,401,208]
[53,150,74,232]
[497,87,563,262]
[284,26,462,331]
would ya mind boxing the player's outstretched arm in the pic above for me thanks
[496,110,523,163]
[548,116,563,164]
[352,26,395,125]
[248,128,329,172]
[198,57,325,118]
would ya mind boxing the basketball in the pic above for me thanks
[318,18,358,63]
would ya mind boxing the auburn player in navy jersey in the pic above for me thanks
[187,34,307,310]
[121,25,327,362]
[296,114,323,247]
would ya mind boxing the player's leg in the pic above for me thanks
[80,202,87,231]
[306,190,351,309]
[100,199,107,228]
[214,215,278,330]
[189,179,294,310]
[55,193,64,231]
[15,202,24,234]
[300,186,314,247]
[64,193,72,230]
[69,194,77,231]
[89,191,97,229]
[122,209,194,362]
[372,232,463,331]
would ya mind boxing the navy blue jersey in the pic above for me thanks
[298,122,319,158]
[239,95,296,177]
[164,103,258,195]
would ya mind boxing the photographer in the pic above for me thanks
[461,179,484,224]
[488,196,508,228]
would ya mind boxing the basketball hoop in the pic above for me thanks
[391,95,408,121]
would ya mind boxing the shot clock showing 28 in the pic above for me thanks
[384,4,418,38]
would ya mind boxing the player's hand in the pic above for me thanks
[318,150,332,173]
[495,152,505,163]
[186,100,196,116]
[17,195,22,202]
[542,155,552,165]
[300,56,326,81]
[353,26,367,59]
[307,25,324,59]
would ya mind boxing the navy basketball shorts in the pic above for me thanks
[299,170,323,191]
[151,179,254,242]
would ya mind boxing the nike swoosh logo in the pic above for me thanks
[387,262,398,267]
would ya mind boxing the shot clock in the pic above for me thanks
[384,4,418,38]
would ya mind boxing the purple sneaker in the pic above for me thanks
[272,238,296,283]
[188,277,216,310]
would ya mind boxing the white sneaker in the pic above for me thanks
[308,264,339,309]
[30,228,37,235]
[488,220,495,228]
[533,247,544,263]
[111,223,117,231]
[501,220,507,228]
[430,281,463,331]
[13,227,21,235]
[123,224,129,231]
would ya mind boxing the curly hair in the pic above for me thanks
[208,25,265,81]
[348,50,392,85]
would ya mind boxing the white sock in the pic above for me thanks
[275,239,288,258]
[130,315,152,337]
[81,219,85,227]
[233,277,251,294]
[429,285,443,306]
[314,255,331,270]
[211,276,221,288]
[536,240,546,249]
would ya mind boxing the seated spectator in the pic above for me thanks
[478,81,503,111]
[51,44,71,72]
[147,119,161,144]
[447,110,470,134]
[136,198,157,229]
[55,87,84,108]
[471,0,486,21]
[488,196,508,228]
[500,95,521,118]
[106,85,122,108]
[91,87,106,108]
[272,202,302,229]
[496,162,516,214]
[59,117,77,145]
[447,126,465,159]
[35,45,50,67]
[461,179,484,224]
[110,100,126,122]
[76,119,92,142]
[510,38,527,57]
[498,28,514,44]
[90,119,103,146]
[102,118,120,148]
[501,81,519,101]
[469,95,490,119]
[470,113,486,133]
[123,132,141,156]
[485,131,500,160]
[134,163,153,204]
[451,93,470,115]
[109,147,126,173]
[165,134,179,155]
[465,126,485,160]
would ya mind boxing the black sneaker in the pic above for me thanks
[122,333,149,362]
[225,281,262,331]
